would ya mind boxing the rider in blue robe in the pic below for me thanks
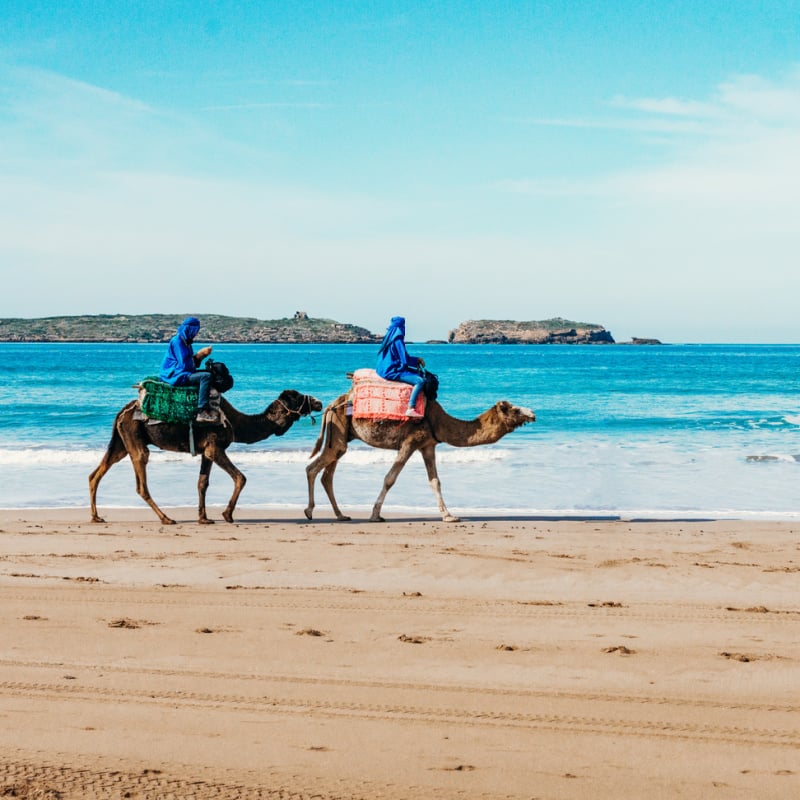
[375,316,426,418]
[159,316,215,421]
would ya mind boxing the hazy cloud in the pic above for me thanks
[3,61,800,341]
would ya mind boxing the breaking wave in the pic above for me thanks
[0,445,515,467]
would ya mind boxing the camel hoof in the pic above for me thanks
[443,515,461,523]
[91,516,105,524]
[161,518,176,526]
[337,515,352,522]
[369,515,385,523]
[222,512,234,523]
[199,517,215,525]
[304,508,313,520]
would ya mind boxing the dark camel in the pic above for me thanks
[90,390,322,525]
[305,396,535,522]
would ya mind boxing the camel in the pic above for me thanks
[90,389,322,525]
[305,395,535,522]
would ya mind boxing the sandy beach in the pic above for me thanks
[0,507,798,799]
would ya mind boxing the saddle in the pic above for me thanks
[349,369,426,421]
[135,377,222,425]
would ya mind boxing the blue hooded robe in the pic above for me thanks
[159,316,201,386]
[375,316,421,380]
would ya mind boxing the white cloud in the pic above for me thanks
[716,72,800,121]
[610,96,719,118]
[203,102,332,111]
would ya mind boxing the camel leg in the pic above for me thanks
[305,445,350,521]
[420,444,460,523]
[197,455,214,524]
[116,428,176,525]
[88,434,129,523]
[370,446,417,522]
[211,450,246,523]
[127,447,176,525]
[320,460,350,521]
[304,452,323,519]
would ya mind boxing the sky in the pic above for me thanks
[2,1,800,343]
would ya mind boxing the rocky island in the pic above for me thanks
[448,318,616,344]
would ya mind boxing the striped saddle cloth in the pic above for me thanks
[350,369,425,421]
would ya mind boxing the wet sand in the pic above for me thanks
[0,507,798,799]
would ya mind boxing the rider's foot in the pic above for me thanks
[195,406,218,423]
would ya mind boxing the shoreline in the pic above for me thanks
[1,510,799,798]
[4,504,800,523]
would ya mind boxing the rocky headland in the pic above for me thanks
[0,312,380,344]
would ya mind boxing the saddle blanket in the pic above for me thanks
[137,377,221,425]
[350,369,425,421]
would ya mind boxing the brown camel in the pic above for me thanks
[305,396,535,522]
[90,389,322,525]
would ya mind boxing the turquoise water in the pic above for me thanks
[1,342,800,518]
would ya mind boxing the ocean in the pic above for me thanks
[1,342,799,519]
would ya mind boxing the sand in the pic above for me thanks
[0,507,798,799]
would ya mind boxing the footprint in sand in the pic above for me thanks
[296,628,325,637]
[108,618,141,629]
[720,651,758,662]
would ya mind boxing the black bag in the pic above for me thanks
[205,359,234,393]
[421,369,439,400]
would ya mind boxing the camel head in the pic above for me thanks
[493,400,536,431]
[269,390,324,435]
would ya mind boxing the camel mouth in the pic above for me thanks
[517,406,536,423]
[310,398,323,413]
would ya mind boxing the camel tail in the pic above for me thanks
[96,402,137,466]
[308,408,332,458]
[103,425,123,458]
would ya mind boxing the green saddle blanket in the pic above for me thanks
[138,377,198,424]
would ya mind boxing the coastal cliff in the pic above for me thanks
[448,318,615,344]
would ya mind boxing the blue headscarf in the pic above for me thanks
[178,316,200,343]
[378,316,405,357]
[376,316,421,380]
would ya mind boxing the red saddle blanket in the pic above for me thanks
[351,369,426,420]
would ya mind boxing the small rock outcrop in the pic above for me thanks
[447,318,615,345]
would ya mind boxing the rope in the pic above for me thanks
[274,394,317,424]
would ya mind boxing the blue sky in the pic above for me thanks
[2,1,800,342]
